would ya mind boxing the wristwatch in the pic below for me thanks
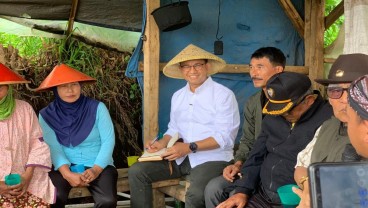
[189,142,198,153]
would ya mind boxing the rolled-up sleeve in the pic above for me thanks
[213,91,240,149]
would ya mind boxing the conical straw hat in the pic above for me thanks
[0,63,30,84]
[163,44,226,79]
[36,64,96,91]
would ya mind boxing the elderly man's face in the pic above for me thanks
[180,59,208,92]
[0,85,9,100]
[281,95,315,123]
[327,83,350,123]
[347,105,368,158]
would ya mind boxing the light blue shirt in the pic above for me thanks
[39,102,115,170]
[165,77,240,168]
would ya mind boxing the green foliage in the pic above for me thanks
[324,0,344,47]
[0,32,46,58]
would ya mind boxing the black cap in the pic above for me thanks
[315,53,368,85]
[263,72,311,115]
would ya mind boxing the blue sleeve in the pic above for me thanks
[93,103,115,168]
[234,130,268,195]
[39,115,71,170]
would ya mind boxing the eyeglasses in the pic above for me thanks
[326,87,349,99]
[180,63,205,71]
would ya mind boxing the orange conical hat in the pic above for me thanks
[36,64,96,91]
[0,63,30,84]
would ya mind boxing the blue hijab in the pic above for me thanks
[40,88,99,147]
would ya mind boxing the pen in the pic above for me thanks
[150,135,160,145]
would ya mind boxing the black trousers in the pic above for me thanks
[49,165,118,208]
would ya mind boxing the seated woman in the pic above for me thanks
[0,63,55,207]
[36,64,117,208]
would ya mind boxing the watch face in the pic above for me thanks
[190,142,197,153]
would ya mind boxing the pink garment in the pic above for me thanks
[0,100,55,204]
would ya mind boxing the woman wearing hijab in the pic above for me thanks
[36,64,117,208]
[0,63,55,207]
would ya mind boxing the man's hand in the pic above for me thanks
[223,161,242,182]
[216,193,249,208]
[145,139,166,152]
[293,186,310,208]
[162,142,190,161]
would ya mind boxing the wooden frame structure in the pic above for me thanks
[142,0,344,144]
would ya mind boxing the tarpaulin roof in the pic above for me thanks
[0,0,143,31]
[0,0,143,52]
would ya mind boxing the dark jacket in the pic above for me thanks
[234,92,332,196]
[234,90,265,162]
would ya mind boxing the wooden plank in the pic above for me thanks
[324,57,336,63]
[325,1,344,30]
[308,0,325,91]
[152,188,166,208]
[158,185,186,202]
[143,0,160,144]
[152,179,181,188]
[139,62,309,74]
[278,0,305,39]
[304,0,311,67]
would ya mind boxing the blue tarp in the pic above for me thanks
[127,0,305,142]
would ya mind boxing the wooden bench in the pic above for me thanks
[68,168,188,207]
[152,179,189,207]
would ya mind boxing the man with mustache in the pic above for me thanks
[205,47,285,207]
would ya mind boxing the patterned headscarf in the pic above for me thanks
[348,75,368,120]
[0,85,15,120]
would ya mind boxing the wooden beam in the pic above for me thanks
[66,0,79,37]
[143,0,160,144]
[305,0,325,91]
[324,58,336,63]
[278,0,305,39]
[325,1,344,30]
[139,62,309,74]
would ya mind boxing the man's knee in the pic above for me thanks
[95,196,117,208]
[186,186,206,207]
[128,162,145,180]
[205,176,226,196]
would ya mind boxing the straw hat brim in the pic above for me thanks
[163,44,226,79]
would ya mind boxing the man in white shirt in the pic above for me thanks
[128,44,240,208]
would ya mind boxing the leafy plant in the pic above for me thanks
[324,0,344,47]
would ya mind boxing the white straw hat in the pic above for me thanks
[163,44,226,79]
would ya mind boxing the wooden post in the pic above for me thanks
[143,0,160,144]
[305,0,325,91]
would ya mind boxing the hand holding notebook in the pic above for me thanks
[138,133,180,162]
